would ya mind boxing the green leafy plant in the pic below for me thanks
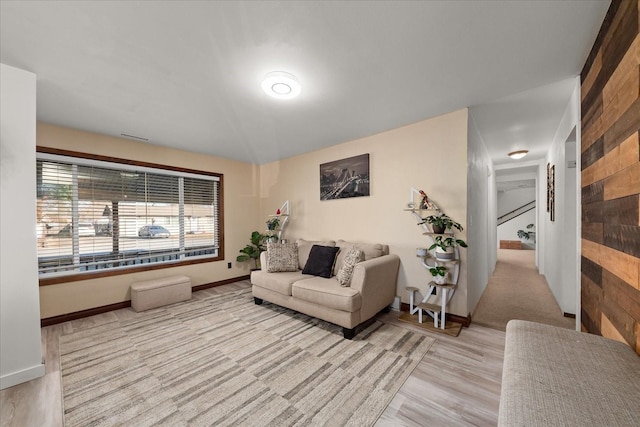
[236,231,266,269]
[266,217,280,231]
[428,265,448,277]
[420,213,463,233]
[428,235,468,252]
[517,223,535,240]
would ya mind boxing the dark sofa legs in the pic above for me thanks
[342,327,356,340]
[254,297,263,305]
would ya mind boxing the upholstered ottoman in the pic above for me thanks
[131,275,192,312]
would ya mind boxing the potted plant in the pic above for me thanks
[429,235,468,261]
[236,231,266,269]
[517,224,535,241]
[416,247,429,257]
[429,265,449,284]
[421,213,463,234]
[265,217,280,242]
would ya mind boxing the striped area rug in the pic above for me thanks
[60,288,434,426]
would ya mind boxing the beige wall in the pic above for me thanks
[37,122,261,318]
[260,109,470,316]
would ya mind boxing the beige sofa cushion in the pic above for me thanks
[250,270,311,296]
[499,320,640,426]
[292,277,362,312]
[296,239,336,269]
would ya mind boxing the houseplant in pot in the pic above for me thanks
[429,265,449,284]
[236,231,266,269]
[429,235,468,261]
[421,213,463,234]
[265,217,280,242]
[517,224,535,241]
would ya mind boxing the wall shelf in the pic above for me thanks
[265,200,290,241]
[404,187,465,330]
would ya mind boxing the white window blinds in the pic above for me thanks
[36,152,220,278]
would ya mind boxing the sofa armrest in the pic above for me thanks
[350,254,400,321]
[259,251,267,270]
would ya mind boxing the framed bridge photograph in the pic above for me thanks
[320,153,370,201]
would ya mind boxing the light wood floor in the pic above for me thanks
[1,281,505,427]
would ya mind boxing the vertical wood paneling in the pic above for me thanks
[601,313,630,345]
[603,161,640,200]
[582,239,640,288]
[582,273,603,330]
[582,222,604,243]
[603,269,640,320]
[605,194,640,225]
[582,256,603,286]
[581,135,604,167]
[603,98,640,152]
[582,50,602,101]
[581,0,640,354]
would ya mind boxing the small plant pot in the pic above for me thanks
[416,248,428,257]
[433,272,449,285]
[435,247,454,261]
[431,225,446,234]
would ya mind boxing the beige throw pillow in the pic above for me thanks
[333,241,384,275]
[266,242,299,272]
[336,246,364,286]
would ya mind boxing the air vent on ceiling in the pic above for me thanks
[120,133,149,142]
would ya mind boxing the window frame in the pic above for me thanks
[36,147,224,286]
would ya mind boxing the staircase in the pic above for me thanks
[497,201,535,226]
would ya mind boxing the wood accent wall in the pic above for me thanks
[581,0,640,354]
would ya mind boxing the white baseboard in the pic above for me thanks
[391,296,401,311]
[0,363,45,390]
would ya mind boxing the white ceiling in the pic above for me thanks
[0,1,609,165]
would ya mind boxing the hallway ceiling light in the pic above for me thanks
[508,150,529,160]
[261,71,301,99]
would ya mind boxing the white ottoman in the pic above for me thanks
[131,275,192,312]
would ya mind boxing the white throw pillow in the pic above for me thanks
[336,246,364,286]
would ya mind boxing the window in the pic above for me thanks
[36,149,223,283]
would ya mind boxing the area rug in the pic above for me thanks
[60,288,435,426]
[398,311,462,337]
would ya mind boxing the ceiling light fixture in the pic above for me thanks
[508,150,529,160]
[262,71,301,99]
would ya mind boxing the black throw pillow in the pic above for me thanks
[302,245,340,278]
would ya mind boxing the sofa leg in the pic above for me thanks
[342,327,356,340]
[254,297,263,305]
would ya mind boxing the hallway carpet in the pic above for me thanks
[472,249,574,331]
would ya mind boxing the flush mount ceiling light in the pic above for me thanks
[508,150,529,160]
[262,71,301,99]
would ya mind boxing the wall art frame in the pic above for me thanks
[546,162,551,212]
[320,153,370,200]
[550,164,555,222]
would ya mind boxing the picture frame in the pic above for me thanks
[320,153,370,200]
[546,162,550,212]
[550,164,555,222]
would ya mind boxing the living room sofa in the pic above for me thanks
[499,320,640,426]
[251,239,401,339]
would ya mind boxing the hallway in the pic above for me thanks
[472,249,575,331]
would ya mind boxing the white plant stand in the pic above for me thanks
[403,187,462,329]
[266,200,290,241]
